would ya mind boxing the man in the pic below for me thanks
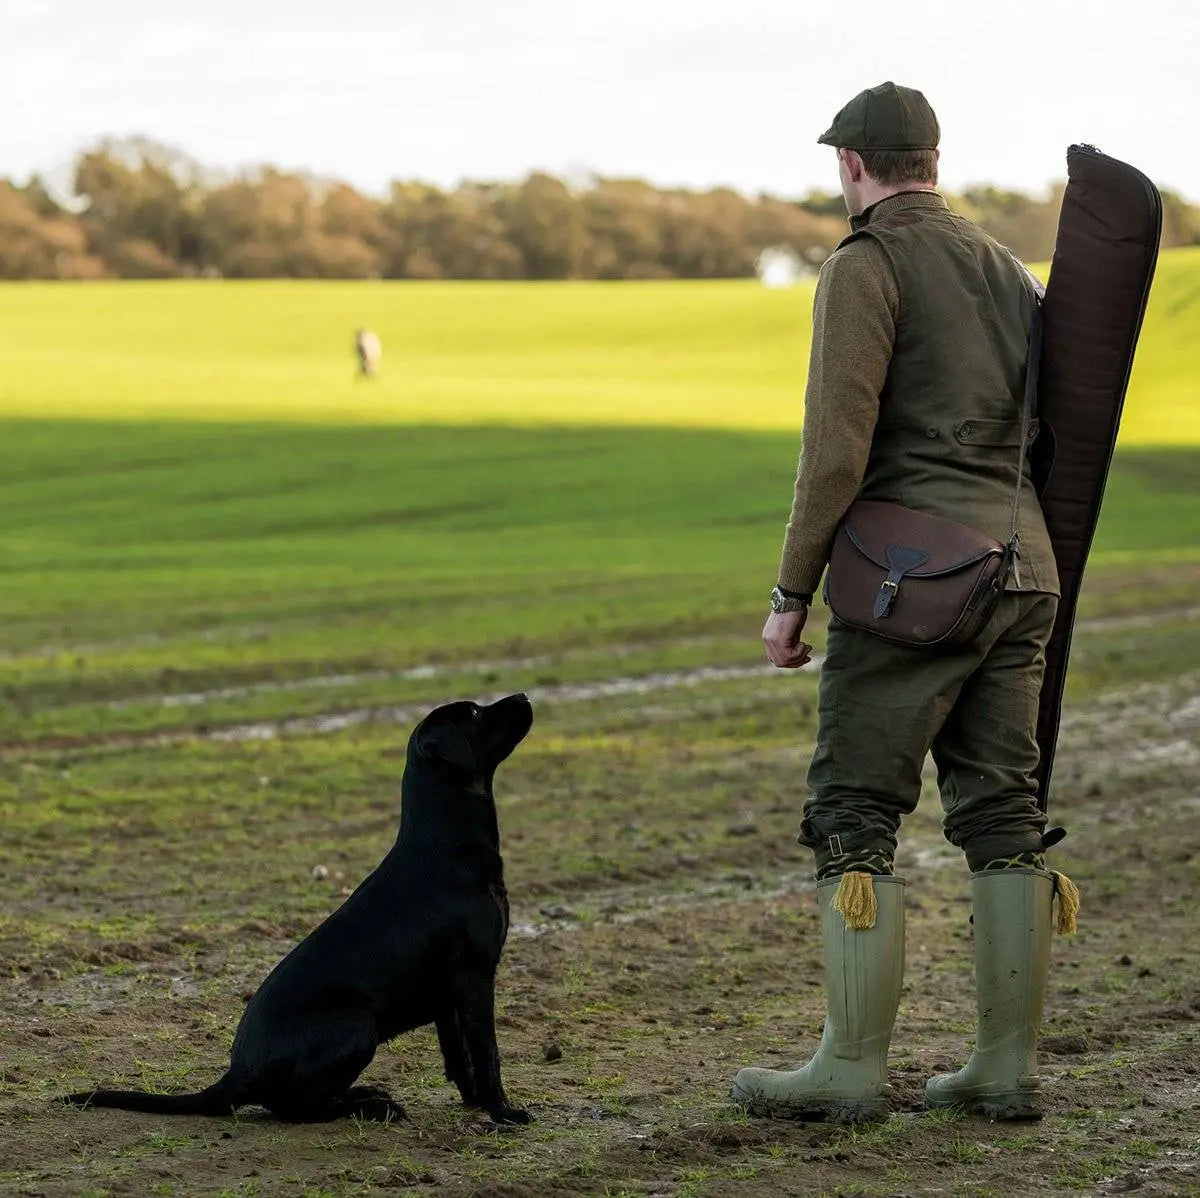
[355,327,382,378]
[731,82,1068,1124]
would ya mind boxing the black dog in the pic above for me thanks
[61,694,533,1124]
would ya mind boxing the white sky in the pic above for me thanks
[3,0,1198,201]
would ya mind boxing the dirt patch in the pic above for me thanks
[2,672,1199,1196]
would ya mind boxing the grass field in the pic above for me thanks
[0,246,1198,440]
[1,262,1198,1197]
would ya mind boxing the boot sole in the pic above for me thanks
[732,1084,889,1125]
[926,1092,1043,1122]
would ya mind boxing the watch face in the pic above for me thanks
[770,587,784,612]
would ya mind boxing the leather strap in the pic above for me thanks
[874,544,932,618]
[1007,259,1045,582]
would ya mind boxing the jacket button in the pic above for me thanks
[960,422,974,437]
[925,426,940,439]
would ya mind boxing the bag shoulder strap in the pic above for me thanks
[1007,256,1044,558]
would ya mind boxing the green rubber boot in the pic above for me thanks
[925,868,1053,1121]
[731,875,905,1123]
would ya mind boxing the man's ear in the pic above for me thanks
[840,148,865,184]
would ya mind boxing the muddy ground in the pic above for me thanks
[2,616,1198,1197]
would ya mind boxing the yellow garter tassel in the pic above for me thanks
[832,871,877,930]
[1052,871,1081,936]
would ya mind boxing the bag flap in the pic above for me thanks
[841,500,1004,577]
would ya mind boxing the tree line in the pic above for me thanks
[2,138,1198,281]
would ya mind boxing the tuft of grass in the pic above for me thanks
[945,1138,987,1164]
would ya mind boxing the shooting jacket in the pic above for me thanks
[778,191,1059,598]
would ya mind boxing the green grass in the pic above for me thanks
[1,255,1197,743]
[1,415,1198,744]
[0,246,1197,439]
[0,277,809,430]
[1,259,1196,746]
[0,424,1190,740]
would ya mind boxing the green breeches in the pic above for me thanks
[801,591,1058,876]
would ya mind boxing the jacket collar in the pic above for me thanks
[849,189,947,231]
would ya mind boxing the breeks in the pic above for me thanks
[800,592,1058,875]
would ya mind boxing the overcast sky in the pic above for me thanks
[3,0,1197,201]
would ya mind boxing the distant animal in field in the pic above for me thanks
[60,695,534,1124]
[354,327,382,378]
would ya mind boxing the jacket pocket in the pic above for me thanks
[953,417,1040,448]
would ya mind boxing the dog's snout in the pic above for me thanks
[483,693,533,752]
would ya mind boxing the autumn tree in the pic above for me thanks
[0,180,105,278]
[501,173,584,279]
[1,140,1197,279]
[72,138,204,276]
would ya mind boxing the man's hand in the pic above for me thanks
[763,608,813,669]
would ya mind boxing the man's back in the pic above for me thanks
[833,192,1057,594]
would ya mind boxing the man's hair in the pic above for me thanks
[858,149,938,187]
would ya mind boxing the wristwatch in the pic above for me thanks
[770,585,811,614]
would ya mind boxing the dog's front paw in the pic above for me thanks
[491,1104,532,1125]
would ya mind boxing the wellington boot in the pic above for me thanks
[731,875,904,1123]
[925,868,1053,1121]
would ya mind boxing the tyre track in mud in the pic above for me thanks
[5,605,1197,756]
[6,663,805,755]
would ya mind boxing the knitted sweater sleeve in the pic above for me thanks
[776,240,898,595]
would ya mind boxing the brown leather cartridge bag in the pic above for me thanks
[824,501,1012,647]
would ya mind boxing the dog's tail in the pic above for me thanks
[59,1073,238,1116]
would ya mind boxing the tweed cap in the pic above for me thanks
[818,82,940,151]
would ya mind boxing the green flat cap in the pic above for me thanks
[818,81,940,150]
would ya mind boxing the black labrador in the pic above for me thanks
[61,693,533,1124]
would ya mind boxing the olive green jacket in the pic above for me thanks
[778,191,1059,598]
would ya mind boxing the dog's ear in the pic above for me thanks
[415,725,479,774]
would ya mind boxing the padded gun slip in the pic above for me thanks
[1032,145,1163,811]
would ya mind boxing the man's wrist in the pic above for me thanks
[770,585,811,613]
